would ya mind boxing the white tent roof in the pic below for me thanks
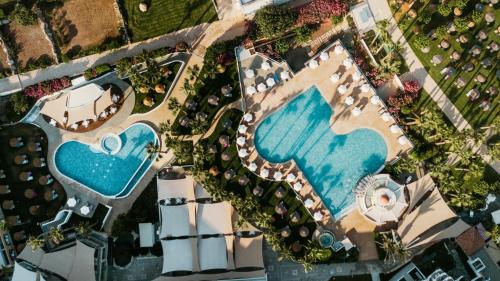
[198,237,228,271]
[159,204,193,238]
[139,223,155,247]
[17,247,45,266]
[196,202,233,235]
[67,103,96,125]
[67,83,104,108]
[234,236,264,269]
[12,262,38,281]
[409,219,470,248]
[161,239,197,273]
[157,177,195,201]
[194,182,211,200]
[94,88,114,115]
[39,245,76,279]
[40,96,68,125]
[67,241,96,281]
[406,174,436,212]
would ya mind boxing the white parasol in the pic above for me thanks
[313,211,324,221]
[338,84,348,95]
[246,85,256,95]
[266,77,276,87]
[320,52,329,61]
[67,197,77,207]
[273,171,283,180]
[334,45,344,54]
[260,169,269,178]
[390,125,401,134]
[343,58,353,68]
[330,73,340,83]
[360,83,370,93]
[243,113,253,122]
[238,149,249,158]
[82,120,89,128]
[304,198,314,208]
[309,60,319,69]
[238,124,247,134]
[248,162,257,172]
[398,136,408,145]
[293,182,303,191]
[344,96,354,105]
[352,107,361,116]
[286,173,296,182]
[381,112,392,122]
[352,70,362,81]
[280,71,290,80]
[261,61,271,70]
[236,136,246,146]
[257,83,267,93]
[80,205,91,215]
[245,69,255,79]
[370,95,381,105]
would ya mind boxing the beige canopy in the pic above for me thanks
[397,188,457,246]
[198,237,228,271]
[406,174,436,212]
[94,88,113,114]
[40,96,68,125]
[66,103,96,125]
[39,245,76,279]
[159,204,196,238]
[157,177,195,201]
[196,202,233,235]
[17,247,45,266]
[194,182,211,200]
[67,241,96,281]
[234,235,264,269]
[409,219,470,248]
[161,238,199,273]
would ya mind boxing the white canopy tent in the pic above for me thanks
[157,177,195,201]
[234,235,264,269]
[40,96,68,126]
[67,83,104,108]
[159,204,193,238]
[12,262,43,281]
[196,202,233,235]
[330,73,340,83]
[161,239,197,273]
[198,237,228,271]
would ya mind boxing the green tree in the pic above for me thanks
[294,25,312,44]
[0,220,6,232]
[377,232,410,264]
[10,4,37,26]
[75,222,91,238]
[115,58,133,78]
[254,6,296,38]
[10,92,29,114]
[167,97,182,114]
[273,39,290,55]
[48,227,64,245]
[453,18,468,32]
[487,225,500,246]
[417,10,432,25]
[27,236,44,251]
[376,57,401,79]
[437,4,452,16]
[304,241,331,263]
[414,34,430,50]
[471,10,483,24]
[434,26,448,40]
[145,141,163,161]
[158,121,172,135]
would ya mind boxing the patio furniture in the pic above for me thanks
[466,89,480,101]
[351,107,361,116]
[252,186,263,197]
[318,230,335,248]
[19,171,33,182]
[39,174,54,185]
[33,157,46,168]
[274,187,285,198]
[9,137,24,148]
[14,154,28,165]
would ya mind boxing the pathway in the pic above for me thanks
[367,0,499,173]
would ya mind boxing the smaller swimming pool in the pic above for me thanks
[54,123,158,198]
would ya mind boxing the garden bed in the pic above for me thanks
[120,0,217,42]
[0,123,67,252]
[395,0,499,128]
[3,20,55,72]
[44,0,123,59]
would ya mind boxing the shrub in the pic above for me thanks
[453,17,468,32]
[403,80,420,96]
[0,9,5,20]
[471,10,483,24]
[417,10,432,25]
[434,26,448,40]
[273,39,291,55]
[454,0,469,9]
[23,77,71,100]
[294,25,313,44]
[388,80,421,113]
[437,4,452,17]
[10,91,29,114]
[83,64,112,80]
[10,4,37,26]
[414,34,430,49]
[254,6,296,38]
[296,0,348,25]
[331,14,344,25]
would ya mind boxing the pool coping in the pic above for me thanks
[52,122,159,199]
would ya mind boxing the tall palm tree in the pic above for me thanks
[75,222,91,238]
[48,227,64,245]
[376,58,401,80]
[158,121,172,135]
[377,231,410,264]
[487,225,500,246]
[27,236,45,251]
[115,58,133,78]
[145,142,163,161]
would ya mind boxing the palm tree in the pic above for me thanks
[181,79,196,96]
[48,227,64,245]
[158,121,172,135]
[75,222,91,238]
[167,97,182,114]
[304,241,331,263]
[115,58,133,78]
[376,58,401,80]
[186,65,200,81]
[377,231,410,264]
[486,225,500,246]
[27,236,45,251]
[0,220,7,232]
[145,142,163,161]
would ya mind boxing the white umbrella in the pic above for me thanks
[82,120,89,128]
[110,107,117,114]
[238,149,249,158]
[266,77,276,87]
[49,119,57,126]
[273,171,283,180]
[293,182,303,191]
[360,83,370,93]
[313,211,324,221]
[304,198,314,208]
[286,173,296,182]
[352,107,361,116]
[343,58,353,68]
[257,83,267,92]
[236,136,246,146]
[338,84,348,95]
[248,162,257,172]
[352,70,362,81]
[238,124,247,134]
[344,96,354,105]
[334,45,344,54]
[245,69,255,79]
[243,113,253,122]
[309,60,319,69]
[320,52,329,61]
[280,71,290,80]
[381,112,392,122]
[246,85,256,95]
[260,168,269,178]
[398,136,408,145]
[370,95,381,105]
[390,125,401,133]
[67,197,77,207]
[261,61,271,70]
[70,123,78,130]
[330,73,340,83]
[80,205,91,215]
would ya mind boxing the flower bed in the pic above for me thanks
[23,76,71,100]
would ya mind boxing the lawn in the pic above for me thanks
[0,123,66,252]
[394,0,499,128]
[120,0,218,42]
[44,0,123,59]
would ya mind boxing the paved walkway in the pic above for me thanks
[367,0,499,173]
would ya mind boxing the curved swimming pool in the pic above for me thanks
[254,86,387,218]
[54,123,158,198]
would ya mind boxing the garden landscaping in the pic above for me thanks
[120,0,218,42]
[392,0,499,128]
[0,123,67,252]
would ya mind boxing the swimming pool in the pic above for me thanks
[54,123,158,198]
[254,86,387,218]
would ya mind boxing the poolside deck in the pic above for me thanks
[236,40,412,259]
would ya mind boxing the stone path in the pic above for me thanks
[367,0,499,173]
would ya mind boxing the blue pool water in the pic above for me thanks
[54,123,158,197]
[254,86,387,218]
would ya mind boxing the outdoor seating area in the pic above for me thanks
[156,175,266,280]
[0,123,66,253]
[40,83,123,132]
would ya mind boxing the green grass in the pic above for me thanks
[121,0,218,42]
[395,1,499,128]
[131,61,182,114]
